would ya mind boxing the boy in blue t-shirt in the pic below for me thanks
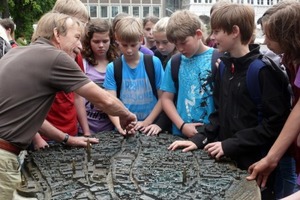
[160,10,216,138]
[104,16,164,135]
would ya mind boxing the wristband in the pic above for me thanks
[61,134,69,145]
[179,122,186,132]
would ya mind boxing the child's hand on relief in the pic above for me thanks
[181,122,203,138]
[168,140,197,152]
[34,138,49,150]
[142,124,161,136]
[204,142,224,159]
[134,121,148,131]
[116,127,127,135]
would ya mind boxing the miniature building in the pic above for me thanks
[17,132,260,199]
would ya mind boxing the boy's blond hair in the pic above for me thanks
[166,10,205,44]
[210,4,254,45]
[152,17,169,34]
[31,12,82,42]
[52,0,89,23]
[112,12,131,33]
[114,16,143,43]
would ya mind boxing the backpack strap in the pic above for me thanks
[211,49,223,78]
[219,61,226,78]
[113,55,158,99]
[170,53,182,93]
[113,57,123,98]
[144,54,158,99]
[246,59,265,106]
[246,58,266,123]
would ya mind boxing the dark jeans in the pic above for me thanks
[275,154,299,199]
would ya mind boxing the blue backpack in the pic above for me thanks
[219,54,292,123]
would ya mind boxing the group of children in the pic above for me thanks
[6,0,299,199]
[69,2,300,199]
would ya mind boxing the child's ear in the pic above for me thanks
[195,29,203,39]
[231,25,240,38]
[139,35,144,43]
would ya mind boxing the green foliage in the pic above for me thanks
[7,0,56,43]
[0,0,10,18]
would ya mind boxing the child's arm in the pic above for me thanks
[109,116,127,135]
[106,89,127,135]
[135,90,163,135]
[39,119,99,147]
[161,91,200,138]
[137,57,164,135]
[75,93,91,137]
[247,99,300,187]
[161,91,184,130]
[32,133,49,150]
[280,191,300,200]
[140,91,163,126]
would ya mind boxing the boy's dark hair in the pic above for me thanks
[210,0,230,15]
[210,3,255,45]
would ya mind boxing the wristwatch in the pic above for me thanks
[61,134,70,145]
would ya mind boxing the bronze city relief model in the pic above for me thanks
[17,132,260,199]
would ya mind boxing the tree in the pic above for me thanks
[0,0,10,18]
[3,0,56,42]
